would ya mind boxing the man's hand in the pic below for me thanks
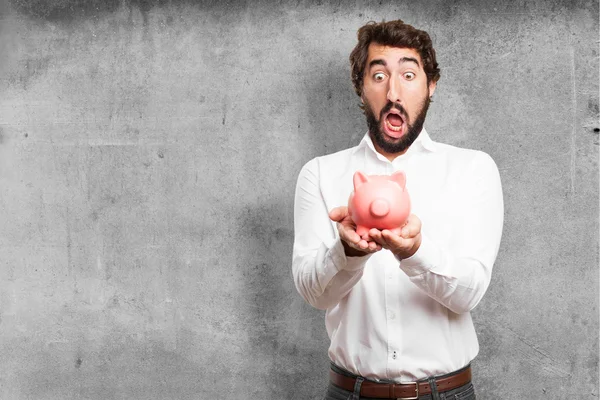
[368,214,422,260]
[329,206,382,257]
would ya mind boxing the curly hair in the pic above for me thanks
[349,20,441,98]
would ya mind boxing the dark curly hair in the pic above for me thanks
[349,20,441,99]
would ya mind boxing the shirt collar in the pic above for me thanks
[353,128,437,159]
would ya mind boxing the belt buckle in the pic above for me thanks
[397,381,419,400]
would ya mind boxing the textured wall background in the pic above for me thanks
[0,0,597,398]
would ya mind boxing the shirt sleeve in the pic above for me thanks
[397,152,504,314]
[292,158,371,310]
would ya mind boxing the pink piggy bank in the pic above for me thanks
[348,170,411,237]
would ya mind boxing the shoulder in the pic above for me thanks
[298,145,359,177]
[436,142,500,185]
[434,141,499,173]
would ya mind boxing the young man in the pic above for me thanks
[292,20,503,399]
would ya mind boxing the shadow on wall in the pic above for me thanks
[301,58,367,159]
[235,197,330,399]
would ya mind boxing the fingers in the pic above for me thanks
[331,206,380,253]
[355,238,380,252]
[400,215,421,238]
[369,228,410,250]
[371,215,422,259]
[338,222,361,245]
[364,239,382,252]
[382,228,422,260]
[328,206,349,222]
[368,228,389,248]
[338,223,381,253]
[381,229,407,248]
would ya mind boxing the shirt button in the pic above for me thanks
[388,311,395,319]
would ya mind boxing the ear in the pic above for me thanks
[428,80,437,98]
[353,171,369,190]
[391,171,406,189]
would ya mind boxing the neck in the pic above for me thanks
[373,142,408,161]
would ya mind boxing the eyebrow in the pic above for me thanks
[368,57,420,69]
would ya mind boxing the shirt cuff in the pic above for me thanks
[329,238,372,272]
[396,233,442,277]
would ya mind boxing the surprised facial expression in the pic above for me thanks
[361,44,437,158]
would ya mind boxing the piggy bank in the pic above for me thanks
[347,170,411,237]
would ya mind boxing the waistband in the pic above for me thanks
[329,363,472,399]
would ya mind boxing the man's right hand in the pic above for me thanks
[329,206,382,257]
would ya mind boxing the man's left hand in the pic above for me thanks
[368,214,422,260]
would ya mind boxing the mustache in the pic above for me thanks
[380,102,408,119]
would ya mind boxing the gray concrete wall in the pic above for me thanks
[0,0,597,398]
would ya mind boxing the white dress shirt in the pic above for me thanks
[292,129,503,382]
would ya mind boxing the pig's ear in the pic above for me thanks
[353,171,369,189]
[391,171,406,189]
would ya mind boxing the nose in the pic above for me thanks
[370,199,390,218]
[386,74,402,104]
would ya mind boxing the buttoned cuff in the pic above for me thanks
[329,238,372,273]
[396,234,442,277]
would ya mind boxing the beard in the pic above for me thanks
[364,95,430,155]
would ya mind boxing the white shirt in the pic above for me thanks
[292,129,503,382]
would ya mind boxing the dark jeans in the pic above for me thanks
[324,363,476,400]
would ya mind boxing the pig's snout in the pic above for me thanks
[370,199,390,218]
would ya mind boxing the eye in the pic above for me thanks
[373,72,386,82]
[404,72,416,80]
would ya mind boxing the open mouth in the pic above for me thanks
[382,111,406,139]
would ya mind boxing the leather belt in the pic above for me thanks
[329,365,471,399]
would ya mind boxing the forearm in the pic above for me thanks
[397,235,494,314]
[292,159,371,310]
[293,238,369,310]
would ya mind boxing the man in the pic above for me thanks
[292,20,503,399]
